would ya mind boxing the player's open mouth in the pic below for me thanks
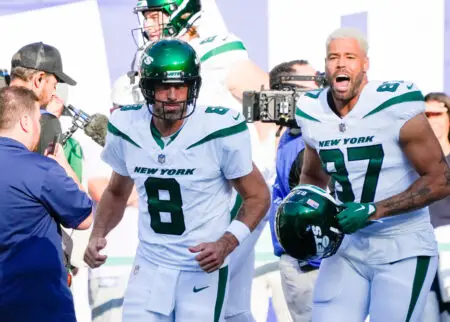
[335,74,351,92]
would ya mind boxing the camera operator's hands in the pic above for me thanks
[45,143,84,191]
[46,95,65,118]
[45,143,70,170]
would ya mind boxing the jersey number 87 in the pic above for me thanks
[319,144,385,203]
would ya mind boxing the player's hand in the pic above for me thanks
[84,236,108,268]
[336,202,377,234]
[189,233,238,273]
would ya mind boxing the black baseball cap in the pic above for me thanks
[11,42,76,86]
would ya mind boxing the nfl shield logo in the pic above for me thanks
[339,123,346,133]
[158,154,166,164]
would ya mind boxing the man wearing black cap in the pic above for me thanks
[9,42,76,154]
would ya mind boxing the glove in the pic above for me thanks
[336,202,377,234]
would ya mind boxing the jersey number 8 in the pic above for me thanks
[145,177,186,235]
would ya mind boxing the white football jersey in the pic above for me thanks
[296,80,437,262]
[190,33,276,181]
[101,104,252,271]
[190,33,247,111]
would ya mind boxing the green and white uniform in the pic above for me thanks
[102,104,252,321]
[191,33,272,320]
[295,80,438,322]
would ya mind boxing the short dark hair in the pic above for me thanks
[269,60,309,89]
[0,86,39,130]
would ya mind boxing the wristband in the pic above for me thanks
[226,220,251,245]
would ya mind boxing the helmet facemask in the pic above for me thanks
[140,75,201,121]
[132,0,202,46]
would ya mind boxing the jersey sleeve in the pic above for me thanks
[217,111,253,179]
[100,112,130,177]
[294,90,323,148]
[394,82,426,124]
[198,34,249,70]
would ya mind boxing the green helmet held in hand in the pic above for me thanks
[275,184,344,262]
[139,39,201,120]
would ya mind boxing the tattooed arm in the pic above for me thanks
[371,113,450,220]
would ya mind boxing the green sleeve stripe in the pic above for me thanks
[295,107,321,122]
[200,41,246,63]
[107,122,141,148]
[187,121,248,150]
[120,104,143,111]
[230,194,243,221]
[363,91,424,118]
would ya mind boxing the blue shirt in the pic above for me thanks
[268,131,320,267]
[0,137,92,322]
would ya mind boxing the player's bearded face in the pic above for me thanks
[325,38,368,101]
[153,84,189,121]
[143,10,170,41]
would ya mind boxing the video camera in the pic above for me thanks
[242,74,327,128]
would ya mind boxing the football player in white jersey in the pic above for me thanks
[131,1,274,321]
[295,27,450,322]
[84,39,270,322]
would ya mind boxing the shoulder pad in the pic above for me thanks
[198,105,246,132]
[362,81,424,119]
[196,33,247,63]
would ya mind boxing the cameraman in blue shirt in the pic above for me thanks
[0,86,92,322]
[268,60,321,322]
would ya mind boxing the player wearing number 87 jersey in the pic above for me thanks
[83,39,270,322]
[295,27,450,322]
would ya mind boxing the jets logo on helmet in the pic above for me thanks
[275,184,344,262]
[142,54,154,65]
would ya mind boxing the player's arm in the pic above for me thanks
[230,163,271,230]
[226,59,277,144]
[190,164,270,273]
[88,176,139,207]
[218,164,270,254]
[84,171,133,268]
[299,143,330,189]
[373,113,450,219]
[90,171,134,238]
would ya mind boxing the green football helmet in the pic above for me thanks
[275,184,344,262]
[133,0,201,42]
[139,39,201,119]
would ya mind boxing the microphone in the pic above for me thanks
[61,103,109,147]
[64,104,91,123]
[83,113,109,147]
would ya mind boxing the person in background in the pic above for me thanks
[268,59,321,322]
[86,74,141,322]
[423,92,450,322]
[8,42,76,154]
[0,86,92,322]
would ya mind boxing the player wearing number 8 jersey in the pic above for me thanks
[83,39,270,322]
[295,27,450,322]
